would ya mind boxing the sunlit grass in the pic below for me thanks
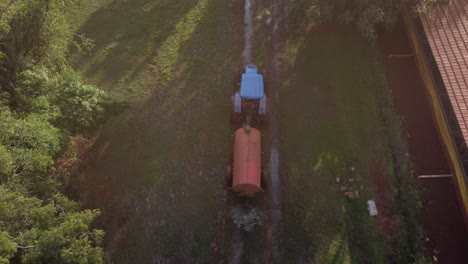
[69,0,204,102]
[149,0,208,84]
[321,233,351,264]
[69,0,238,262]
[279,27,387,263]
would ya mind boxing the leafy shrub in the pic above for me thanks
[0,109,63,159]
[52,69,107,133]
[17,66,61,120]
[17,66,128,133]
[288,0,445,40]
[0,1,115,263]
[0,145,12,181]
[0,109,63,197]
[0,187,104,264]
[0,231,17,264]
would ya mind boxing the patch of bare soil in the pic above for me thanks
[54,134,97,199]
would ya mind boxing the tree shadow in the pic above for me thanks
[77,0,243,263]
[69,0,199,101]
[278,24,388,263]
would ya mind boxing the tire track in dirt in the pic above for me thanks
[226,1,287,262]
[244,0,254,64]
[265,0,285,261]
[226,1,255,264]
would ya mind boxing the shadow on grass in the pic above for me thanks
[279,25,387,264]
[76,0,243,263]
[70,0,200,101]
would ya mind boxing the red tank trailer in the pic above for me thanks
[232,127,262,197]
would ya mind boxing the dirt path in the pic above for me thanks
[224,0,287,262]
[378,22,468,264]
[225,1,269,263]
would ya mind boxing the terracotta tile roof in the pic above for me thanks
[421,0,468,142]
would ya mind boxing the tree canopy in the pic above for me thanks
[0,0,126,263]
[0,187,104,264]
[289,0,444,40]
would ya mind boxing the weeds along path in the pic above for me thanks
[378,22,468,263]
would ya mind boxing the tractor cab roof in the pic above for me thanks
[240,64,264,100]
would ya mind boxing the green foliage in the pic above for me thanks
[288,0,445,40]
[0,110,63,158]
[21,151,59,198]
[16,65,61,119]
[52,68,128,133]
[51,68,106,133]
[373,53,431,263]
[21,210,104,264]
[0,0,82,104]
[15,66,128,133]
[0,1,118,263]
[0,0,72,65]
[70,33,95,55]
[0,186,104,264]
[0,108,63,197]
[0,145,12,181]
[23,151,55,176]
[0,231,17,264]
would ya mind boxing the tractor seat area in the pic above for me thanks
[240,65,264,99]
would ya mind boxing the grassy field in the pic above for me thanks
[277,27,390,263]
[68,1,413,263]
[69,0,242,262]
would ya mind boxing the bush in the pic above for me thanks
[52,69,128,133]
[288,0,445,40]
[16,66,128,133]
[0,1,117,263]
[0,145,12,181]
[0,109,64,159]
[0,231,17,264]
[0,187,104,264]
[52,69,107,133]
[17,66,61,120]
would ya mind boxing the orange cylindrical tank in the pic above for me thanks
[233,127,261,197]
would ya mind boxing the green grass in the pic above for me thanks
[278,27,388,263]
[68,0,241,262]
[69,0,208,102]
[67,0,422,263]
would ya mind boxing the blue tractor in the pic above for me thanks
[232,64,267,122]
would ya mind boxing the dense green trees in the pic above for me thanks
[16,66,127,133]
[0,231,16,264]
[0,0,124,263]
[0,119,105,264]
[0,188,104,263]
[0,0,71,101]
[289,0,443,40]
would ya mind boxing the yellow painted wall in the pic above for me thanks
[402,8,468,225]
